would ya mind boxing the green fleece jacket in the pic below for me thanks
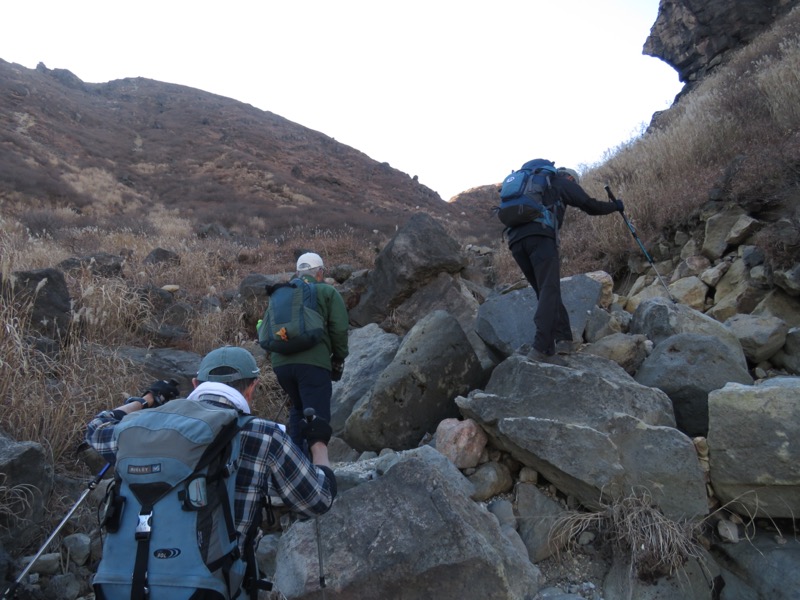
[268,275,350,370]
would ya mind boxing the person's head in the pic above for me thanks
[193,346,260,396]
[557,167,580,185]
[296,252,325,281]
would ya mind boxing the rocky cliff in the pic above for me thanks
[644,0,800,84]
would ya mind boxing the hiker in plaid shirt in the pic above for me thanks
[85,345,336,553]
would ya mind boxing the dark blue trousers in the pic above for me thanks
[510,235,573,355]
[273,363,332,452]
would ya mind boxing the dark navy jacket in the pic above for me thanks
[506,174,619,247]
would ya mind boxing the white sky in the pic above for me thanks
[2,0,682,200]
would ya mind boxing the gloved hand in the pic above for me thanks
[613,198,625,212]
[143,379,181,406]
[331,357,345,382]
[299,415,332,447]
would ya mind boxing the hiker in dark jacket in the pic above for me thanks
[506,162,623,364]
[85,346,337,555]
[269,252,349,451]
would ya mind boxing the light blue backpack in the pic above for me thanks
[94,399,255,600]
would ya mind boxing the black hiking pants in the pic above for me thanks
[510,234,573,355]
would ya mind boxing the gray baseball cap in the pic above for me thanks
[197,346,260,383]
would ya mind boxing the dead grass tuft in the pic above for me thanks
[549,489,704,581]
[0,476,37,532]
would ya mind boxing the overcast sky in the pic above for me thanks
[2,0,682,200]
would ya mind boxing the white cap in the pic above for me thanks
[296,252,324,271]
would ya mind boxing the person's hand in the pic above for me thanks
[144,379,181,406]
[613,198,625,212]
[331,358,344,382]
[299,415,332,446]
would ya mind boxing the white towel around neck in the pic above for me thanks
[186,381,251,414]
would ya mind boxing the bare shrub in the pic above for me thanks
[0,476,36,531]
[550,489,705,581]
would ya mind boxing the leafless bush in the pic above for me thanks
[0,475,37,531]
[550,488,705,581]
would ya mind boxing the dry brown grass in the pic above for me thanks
[549,489,705,581]
[0,286,146,466]
[0,475,36,531]
[1,207,378,474]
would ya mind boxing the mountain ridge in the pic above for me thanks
[0,59,493,243]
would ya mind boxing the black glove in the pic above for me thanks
[331,357,344,382]
[299,415,332,447]
[144,379,181,406]
[613,198,625,212]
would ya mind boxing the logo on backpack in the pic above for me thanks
[258,278,325,354]
[94,400,255,600]
[494,158,560,229]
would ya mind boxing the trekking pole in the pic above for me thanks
[604,185,676,302]
[303,408,327,599]
[3,463,110,599]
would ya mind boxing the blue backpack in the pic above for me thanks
[258,278,325,355]
[495,158,560,229]
[94,400,258,600]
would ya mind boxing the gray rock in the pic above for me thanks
[330,324,400,434]
[273,446,540,599]
[634,333,754,437]
[707,378,800,518]
[631,297,748,369]
[349,213,466,327]
[344,310,484,451]
[724,313,788,363]
[475,274,603,357]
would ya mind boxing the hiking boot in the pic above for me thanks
[528,348,567,366]
[555,340,578,355]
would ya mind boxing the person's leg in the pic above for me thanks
[510,238,540,296]
[530,237,563,356]
[273,365,305,448]
[553,302,574,344]
[294,365,333,423]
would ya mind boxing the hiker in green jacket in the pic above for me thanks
[269,252,349,451]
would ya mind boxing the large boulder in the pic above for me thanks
[273,446,540,599]
[634,333,754,437]
[383,272,480,336]
[630,297,748,369]
[3,268,72,342]
[475,274,603,358]
[344,310,484,451]
[457,354,708,520]
[330,324,400,434]
[707,377,800,519]
[349,214,465,327]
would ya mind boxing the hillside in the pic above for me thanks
[0,59,492,244]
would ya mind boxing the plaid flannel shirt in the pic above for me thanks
[85,396,334,550]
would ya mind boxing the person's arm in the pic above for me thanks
[84,392,156,464]
[558,177,619,215]
[247,423,336,517]
[326,288,350,361]
[310,441,331,469]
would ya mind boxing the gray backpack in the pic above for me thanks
[94,399,257,600]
